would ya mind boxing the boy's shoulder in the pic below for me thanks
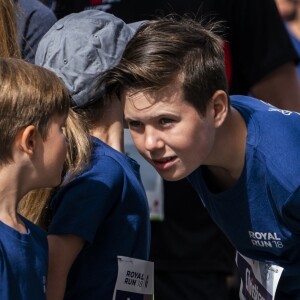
[230,95,270,110]
[230,95,300,124]
[91,136,139,172]
[230,96,300,185]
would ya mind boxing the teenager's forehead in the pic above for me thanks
[122,79,186,108]
[122,85,198,119]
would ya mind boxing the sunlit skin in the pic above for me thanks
[123,80,247,185]
[124,89,214,181]
[33,113,68,188]
[0,114,68,233]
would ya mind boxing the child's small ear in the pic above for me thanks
[211,90,228,128]
[19,125,38,155]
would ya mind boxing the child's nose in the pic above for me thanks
[144,126,164,151]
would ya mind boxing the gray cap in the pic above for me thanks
[35,10,145,107]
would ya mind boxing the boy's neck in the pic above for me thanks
[0,167,28,233]
[205,106,247,189]
[90,122,124,153]
[89,99,125,152]
[0,193,27,234]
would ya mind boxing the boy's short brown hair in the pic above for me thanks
[102,16,228,115]
[0,57,70,164]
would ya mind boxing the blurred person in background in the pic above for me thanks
[15,0,57,63]
[275,0,300,77]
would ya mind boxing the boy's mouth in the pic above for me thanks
[152,156,177,170]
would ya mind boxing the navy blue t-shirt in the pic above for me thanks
[0,215,48,299]
[188,95,300,296]
[48,137,150,299]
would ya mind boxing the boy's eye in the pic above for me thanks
[160,118,173,125]
[128,120,142,128]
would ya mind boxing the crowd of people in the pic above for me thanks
[1,0,300,299]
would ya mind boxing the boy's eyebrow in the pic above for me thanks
[125,110,180,122]
[124,115,140,122]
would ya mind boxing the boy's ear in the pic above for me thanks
[19,125,38,155]
[211,90,228,128]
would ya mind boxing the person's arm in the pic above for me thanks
[251,62,300,113]
[46,234,85,300]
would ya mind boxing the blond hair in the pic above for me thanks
[0,57,70,165]
[0,0,21,58]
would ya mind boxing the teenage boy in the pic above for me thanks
[101,17,300,299]
[0,57,69,299]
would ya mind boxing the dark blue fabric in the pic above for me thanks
[16,0,57,63]
[49,137,150,299]
[188,95,300,297]
[0,215,47,299]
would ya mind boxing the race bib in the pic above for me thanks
[113,256,154,300]
[236,252,283,300]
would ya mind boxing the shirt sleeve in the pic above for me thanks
[48,157,124,244]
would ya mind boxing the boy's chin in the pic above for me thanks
[158,171,187,182]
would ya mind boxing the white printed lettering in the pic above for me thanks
[245,268,266,300]
[249,231,255,239]
[249,231,283,249]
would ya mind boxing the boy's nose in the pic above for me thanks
[144,127,164,151]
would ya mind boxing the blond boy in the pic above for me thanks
[0,57,69,299]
